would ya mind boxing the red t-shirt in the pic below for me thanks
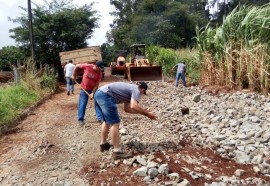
[80,64,102,90]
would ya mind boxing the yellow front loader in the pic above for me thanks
[124,44,163,81]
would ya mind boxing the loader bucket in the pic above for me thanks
[128,66,163,81]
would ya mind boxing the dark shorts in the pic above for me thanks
[94,90,120,124]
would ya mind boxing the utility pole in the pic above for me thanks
[27,0,34,60]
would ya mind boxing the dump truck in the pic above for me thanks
[124,44,163,81]
[59,46,104,79]
[110,50,127,75]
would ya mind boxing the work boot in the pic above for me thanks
[100,142,112,152]
[112,151,133,160]
[67,91,70,96]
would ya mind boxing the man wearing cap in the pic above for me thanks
[94,81,157,160]
[71,61,103,126]
[64,59,75,95]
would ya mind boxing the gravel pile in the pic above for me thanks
[111,81,270,185]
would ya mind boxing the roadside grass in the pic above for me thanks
[0,84,39,125]
[0,59,58,126]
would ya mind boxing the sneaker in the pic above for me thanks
[78,121,85,127]
[67,91,70,96]
[112,151,133,160]
[100,142,112,152]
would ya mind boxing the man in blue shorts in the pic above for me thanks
[94,81,157,160]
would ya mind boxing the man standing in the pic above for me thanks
[172,61,187,87]
[71,61,103,126]
[64,60,75,95]
[94,82,157,160]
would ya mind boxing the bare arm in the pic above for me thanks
[124,99,157,120]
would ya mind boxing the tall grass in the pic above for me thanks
[146,45,200,83]
[196,3,270,94]
[21,59,58,94]
[0,59,58,125]
[175,48,200,83]
[147,45,178,77]
[0,85,39,124]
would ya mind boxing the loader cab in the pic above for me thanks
[130,44,146,63]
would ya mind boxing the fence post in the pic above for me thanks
[13,67,20,85]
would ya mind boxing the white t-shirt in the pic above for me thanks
[64,63,75,77]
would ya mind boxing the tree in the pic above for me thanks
[0,46,25,71]
[100,43,115,66]
[9,0,99,70]
[109,0,135,49]
[109,0,209,49]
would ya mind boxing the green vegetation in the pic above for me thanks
[175,49,200,83]
[109,0,207,49]
[0,46,24,70]
[196,3,270,93]
[8,0,99,68]
[0,59,57,126]
[0,85,39,125]
[146,46,199,82]
[147,45,179,76]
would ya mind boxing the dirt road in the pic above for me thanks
[0,68,121,185]
[0,69,269,186]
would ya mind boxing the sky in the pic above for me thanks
[0,0,114,49]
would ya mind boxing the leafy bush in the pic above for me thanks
[40,74,57,92]
[146,45,179,76]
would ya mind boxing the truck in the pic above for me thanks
[59,46,104,80]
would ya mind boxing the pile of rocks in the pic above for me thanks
[115,81,270,185]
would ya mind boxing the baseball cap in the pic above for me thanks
[96,61,104,68]
[138,81,148,95]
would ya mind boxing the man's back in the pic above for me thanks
[65,63,75,77]
[177,63,186,73]
[99,82,140,104]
